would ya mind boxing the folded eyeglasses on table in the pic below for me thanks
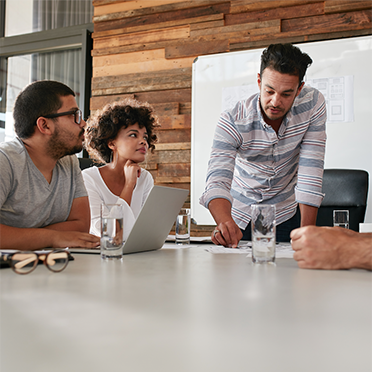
[0,249,73,275]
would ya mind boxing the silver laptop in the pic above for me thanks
[70,185,189,255]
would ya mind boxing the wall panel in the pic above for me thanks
[92,0,372,235]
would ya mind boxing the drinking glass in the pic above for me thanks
[333,210,349,229]
[251,204,276,263]
[100,203,124,260]
[175,208,191,245]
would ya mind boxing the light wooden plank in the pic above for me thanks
[94,0,185,16]
[92,80,191,96]
[154,142,191,151]
[92,67,191,88]
[146,149,191,164]
[154,176,190,184]
[189,19,225,31]
[93,49,165,67]
[140,162,158,171]
[92,40,178,57]
[190,19,280,37]
[91,102,179,117]
[191,25,280,45]
[93,56,195,78]
[94,26,190,49]
[230,0,321,14]
[165,39,229,59]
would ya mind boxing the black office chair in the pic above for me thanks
[316,169,369,232]
[78,157,94,170]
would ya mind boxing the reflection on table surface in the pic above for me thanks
[1,245,371,372]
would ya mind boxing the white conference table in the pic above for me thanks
[1,245,371,372]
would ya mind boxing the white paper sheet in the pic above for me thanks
[204,242,294,258]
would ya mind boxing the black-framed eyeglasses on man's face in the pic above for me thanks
[0,249,72,275]
[44,109,82,125]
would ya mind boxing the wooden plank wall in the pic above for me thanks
[91,0,372,235]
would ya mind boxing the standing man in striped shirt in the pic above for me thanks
[200,43,327,247]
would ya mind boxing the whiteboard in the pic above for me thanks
[191,35,372,225]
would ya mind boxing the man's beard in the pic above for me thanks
[47,127,84,160]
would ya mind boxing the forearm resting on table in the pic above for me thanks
[299,203,318,226]
[0,224,61,250]
[0,224,100,251]
[43,218,89,232]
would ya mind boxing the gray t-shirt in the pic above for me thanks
[0,138,87,228]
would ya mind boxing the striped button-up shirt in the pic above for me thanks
[199,86,327,229]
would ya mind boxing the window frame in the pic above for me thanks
[0,23,93,120]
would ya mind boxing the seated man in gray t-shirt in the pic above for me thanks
[0,80,100,250]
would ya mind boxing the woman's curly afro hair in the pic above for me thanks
[84,98,160,164]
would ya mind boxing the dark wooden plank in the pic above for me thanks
[157,128,191,143]
[225,3,324,25]
[230,32,309,51]
[93,2,230,32]
[179,102,191,115]
[282,10,372,32]
[90,94,135,111]
[165,39,229,59]
[325,1,372,14]
[93,0,230,23]
[91,68,192,95]
[158,115,191,130]
[229,28,372,52]
[93,0,123,6]
[134,89,191,104]
[157,163,190,178]
[92,14,224,39]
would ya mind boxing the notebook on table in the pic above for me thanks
[69,185,189,255]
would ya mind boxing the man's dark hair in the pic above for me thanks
[13,80,75,139]
[260,44,313,86]
[84,98,160,164]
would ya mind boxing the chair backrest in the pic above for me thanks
[78,157,94,170]
[316,169,369,231]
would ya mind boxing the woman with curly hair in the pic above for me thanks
[82,98,160,237]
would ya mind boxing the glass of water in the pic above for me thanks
[175,208,191,245]
[333,210,349,229]
[100,203,124,260]
[251,204,276,264]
